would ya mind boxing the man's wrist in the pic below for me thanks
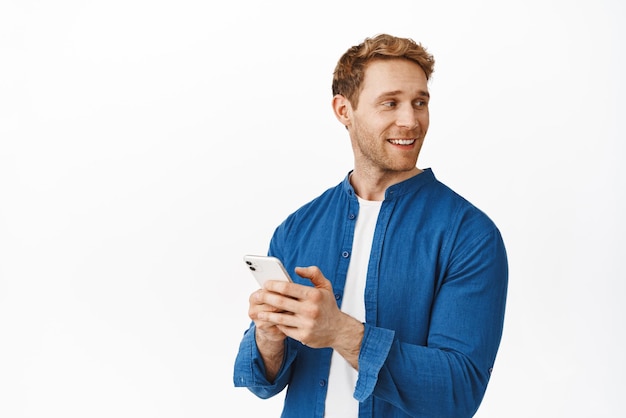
[333,314,364,369]
[255,330,286,382]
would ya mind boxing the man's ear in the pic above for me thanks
[332,94,352,128]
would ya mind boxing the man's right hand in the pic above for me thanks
[249,285,289,381]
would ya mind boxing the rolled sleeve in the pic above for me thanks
[233,324,296,399]
[354,324,395,401]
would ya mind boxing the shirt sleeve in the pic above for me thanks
[355,226,508,417]
[353,324,395,400]
[233,323,297,399]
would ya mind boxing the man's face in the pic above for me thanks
[345,59,430,177]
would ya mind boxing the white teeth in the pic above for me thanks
[389,139,415,145]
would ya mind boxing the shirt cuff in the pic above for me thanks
[353,324,395,401]
[233,324,296,398]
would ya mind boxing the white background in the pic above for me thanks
[1,1,624,417]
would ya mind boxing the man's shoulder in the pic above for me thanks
[410,174,499,231]
[269,180,347,252]
[288,181,346,218]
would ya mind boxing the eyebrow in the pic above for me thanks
[376,90,431,100]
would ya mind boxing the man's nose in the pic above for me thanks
[395,106,419,129]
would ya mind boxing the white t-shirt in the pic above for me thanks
[324,196,382,417]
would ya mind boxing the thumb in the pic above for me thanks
[294,266,331,290]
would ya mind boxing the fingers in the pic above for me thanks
[261,266,332,295]
[294,266,332,290]
[257,267,333,317]
[249,289,286,317]
[250,266,336,349]
[249,289,288,341]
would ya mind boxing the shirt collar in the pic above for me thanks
[341,168,436,201]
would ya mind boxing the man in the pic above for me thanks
[234,33,508,417]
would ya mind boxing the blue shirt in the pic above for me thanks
[234,169,508,418]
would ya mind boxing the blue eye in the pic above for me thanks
[383,101,397,108]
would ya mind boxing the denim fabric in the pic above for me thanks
[234,169,508,418]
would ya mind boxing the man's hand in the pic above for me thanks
[248,285,290,382]
[254,265,364,369]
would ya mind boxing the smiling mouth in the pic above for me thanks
[388,138,416,145]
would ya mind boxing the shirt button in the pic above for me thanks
[319,379,326,387]
[348,213,356,220]
[342,251,349,258]
[334,293,341,300]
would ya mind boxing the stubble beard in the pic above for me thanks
[351,123,422,176]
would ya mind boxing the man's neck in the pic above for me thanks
[349,167,422,201]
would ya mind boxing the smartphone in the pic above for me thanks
[243,255,293,287]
